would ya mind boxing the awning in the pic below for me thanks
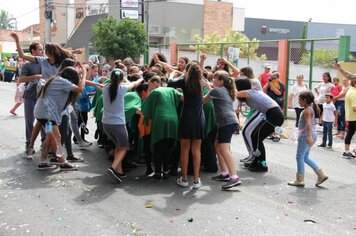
[65,13,107,49]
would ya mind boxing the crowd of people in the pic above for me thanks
[8,31,356,190]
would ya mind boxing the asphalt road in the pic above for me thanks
[0,82,355,236]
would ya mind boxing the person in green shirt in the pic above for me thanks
[141,79,183,180]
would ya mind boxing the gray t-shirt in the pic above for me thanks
[34,77,76,125]
[35,56,61,81]
[102,84,129,125]
[245,89,279,114]
[21,61,42,100]
[208,87,238,127]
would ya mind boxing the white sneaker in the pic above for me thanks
[78,140,92,149]
[24,147,35,160]
[192,179,203,189]
[176,177,189,187]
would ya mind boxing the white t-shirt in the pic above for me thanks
[322,102,336,122]
[316,82,332,104]
[290,83,308,108]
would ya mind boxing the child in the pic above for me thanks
[318,93,336,148]
[203,71,241,189]
[288,91,328,187]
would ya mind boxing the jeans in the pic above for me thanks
[335,100,345,132]
[296,136,319,174]
[322,121,333,146]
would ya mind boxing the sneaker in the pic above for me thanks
[176,177,189,187]
[211,174,230,182]
[240,156,249,162]
[248,161,268,172]
[25,147,35,160]
[49,156,61,165]
[272,136,280,142]
[107,167,122,183]
[342,152,355,159]
[154,173,163,180]
[38,162,57,170]
[145,169,154,177]
[222,178,242,189]
[67,155,84,162]
[317,143,326,147]
[60,162,78,171]
[78,140,92,149]
[192,179,203,189]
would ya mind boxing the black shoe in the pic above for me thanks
[221,178,242,189]
[211,174,230,181]
[318,143,326,147]
[145,169,154,177]
[38,162,57,170]
[248,164,268,172]
[107,167,122,183]
[154,173,163,180]
[67,155,84,162]
[272,136,280,142]
[60,162,78,171]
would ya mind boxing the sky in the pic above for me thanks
[0,0,354,30]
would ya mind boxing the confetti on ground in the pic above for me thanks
[188,218,193,222]
[145,204,153,208]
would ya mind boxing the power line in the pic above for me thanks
[12,5,44,20]
[51,0,167,8]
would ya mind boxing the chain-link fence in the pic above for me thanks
[147,37,341,119]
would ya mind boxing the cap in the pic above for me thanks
[264,63,271,69]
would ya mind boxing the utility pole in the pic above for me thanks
[44,0,52,43]
[144,0,150,64]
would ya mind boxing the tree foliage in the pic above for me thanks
[191,31,266,60]
[299,49,338,68]
[92,17,147,60]
[0,10,15,29]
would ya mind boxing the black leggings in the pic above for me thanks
[153,138,175,173]
[251,107,284,164]
[294,107,304,127]
[345,121,356,145]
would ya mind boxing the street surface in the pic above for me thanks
[0,82,355,235]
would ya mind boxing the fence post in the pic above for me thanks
[220,44,224,57]
[285,41,291,118]
[277,39,289,117]
[170,43,177,65]
[338,35,351,62]
[144,45,149,65]
[308,41,314,90]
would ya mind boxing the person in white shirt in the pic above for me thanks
[288,74,308,127]
[317,94,336,148]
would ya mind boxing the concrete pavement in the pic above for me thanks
[0,82,355,236]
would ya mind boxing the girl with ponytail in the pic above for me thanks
[203,70,241,189]
[102,69,144,183]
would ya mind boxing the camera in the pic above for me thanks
[269,77,274,82]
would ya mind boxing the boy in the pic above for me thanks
[318,93,336,148]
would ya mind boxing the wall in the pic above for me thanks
[203,0,233,37]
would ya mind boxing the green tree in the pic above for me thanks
[191,31,266,60]
[92,17,147,60]
[300,49,338,68]
[0,10,14,29]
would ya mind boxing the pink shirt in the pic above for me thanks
[331,85,341,97]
